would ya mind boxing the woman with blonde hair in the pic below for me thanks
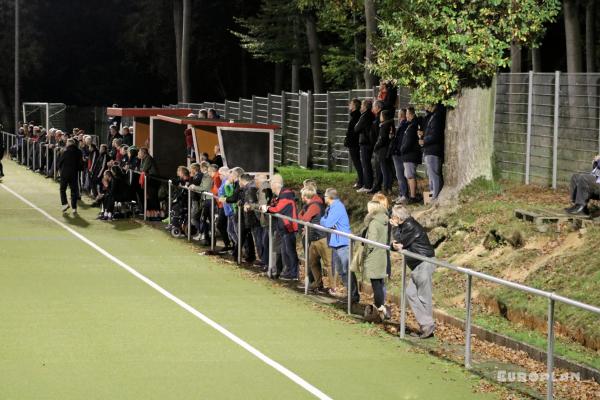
[361,200,390,322]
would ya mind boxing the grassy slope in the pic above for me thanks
[0,161,496,400]
[279,166,600,370]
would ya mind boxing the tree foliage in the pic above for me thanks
[373,0,561,106]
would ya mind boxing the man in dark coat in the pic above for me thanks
[0,132,5,178]
[344,98,363,189]
[354,99,375,192]
[390,205,436,338]
[420,103,446,200]
[58,139,84,213]
[401,107,423,203]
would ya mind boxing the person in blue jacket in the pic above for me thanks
[320,188,360,303]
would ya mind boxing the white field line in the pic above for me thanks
[0,182,333,400]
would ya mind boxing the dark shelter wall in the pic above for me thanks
[151,118,187,179]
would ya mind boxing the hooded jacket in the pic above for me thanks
[267,188,299,234]
[362,208,390,279]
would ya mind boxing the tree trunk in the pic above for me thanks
[586,0,596,72]
[438,85,496,205]
[531,47,541,72]
[510,41,522,72]
[240,49,248,98]
[180,0,191,102]
[305,12,323,93]
[564,0,583,73]
[291,61,300,93]
[274,62,283,94]
[353,13,363,88]
[173,0,183,103]
[364,0,376,88]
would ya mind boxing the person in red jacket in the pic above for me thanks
[261,174,299,280]
[298,186,330,293]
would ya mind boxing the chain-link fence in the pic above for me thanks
[495,72,600,187]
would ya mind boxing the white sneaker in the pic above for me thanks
[72,209,78,215]
[394,196,407,204]
[192,233,202,241]
[356,187,369,193]
[61,204,70,212]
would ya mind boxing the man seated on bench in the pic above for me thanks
[566,155,600,215]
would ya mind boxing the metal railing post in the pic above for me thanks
[237,206,242,264]
[53,147,57,180]
[304,227,309,295]
[168,180,172,225]
[45,145,49,176]
[525,70,533,185]
[547,298,555,400]
[552,71,560,190]
[38,142,42,172]
[143,177,147,221]
[400,257,407,339]
[187,187,192,242]
[347,240,352,315]
[210,195,215,251]
[465,274,473,369]
[20,137,24,164]
[268,214,273,277]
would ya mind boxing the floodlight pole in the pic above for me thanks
[14,0,20,133]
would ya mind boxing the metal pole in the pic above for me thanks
[20,136,23,164]
[14,0,19,139]
[32,141,36,171]
[547,298,555,400]
[143,176,147,221]
[400,257,407,339]
[38,142,42,172]
[237,206,242,264]
[53,147,57,179]
[525,70,533,185]
[45,145,49,176]
[552,71,560,190]
[304,227,309,295]
[465,274,473,369]
[268,214,273,277]
[210,195,215,251]
[347,240,352,315]
[168,180,172,225]
[187,187,191,241]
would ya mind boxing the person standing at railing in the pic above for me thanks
[214,166,232,252]
[221,168,243,258]
[58,139,84,214]
[390,205,436,339]
[261,174,299,281]
[237,173,258,263]
[138,147,161,220]
[361,201,391,322]
[250,173,272,270]
[320,188,360,304]
[344,98,363,189]
[299,186,329,294]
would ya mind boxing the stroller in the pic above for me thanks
[169,187,196,238]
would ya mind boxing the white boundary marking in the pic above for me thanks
[0,182,332,400]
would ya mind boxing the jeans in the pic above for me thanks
[252,226,265,264]
[359,145,373,189]
[424,155,443,199]
[373,149,392,191]
[392,155,408,197]
[227,214,238,246]
[332,246,360,302]
[280,231,299,278]
[348,146,363,187]
[217,208,231,247]
[60,175,79,209]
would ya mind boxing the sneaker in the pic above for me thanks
[61,204,70,212]
[279,275,297,281]
[419,324,435,339]
[72,209,78,215]
[356,187,371,193]
[393,196,407,204]
[192,233,202,241]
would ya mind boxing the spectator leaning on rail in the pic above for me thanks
[299,186,330,294]
[355,99,375,193]
[419,103,446,200]
[261,174,299,281]
[344,98,363,189]
[215,166,232,251]
[58,138,84,214]
[320,188,360,303]
[250,173,272,270]
[390,205,436,339]
[566,155,600,215]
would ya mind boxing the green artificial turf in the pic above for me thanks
[0,161,498,400]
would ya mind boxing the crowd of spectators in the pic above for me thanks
[345,80,447,205]
[5,109,439,338]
